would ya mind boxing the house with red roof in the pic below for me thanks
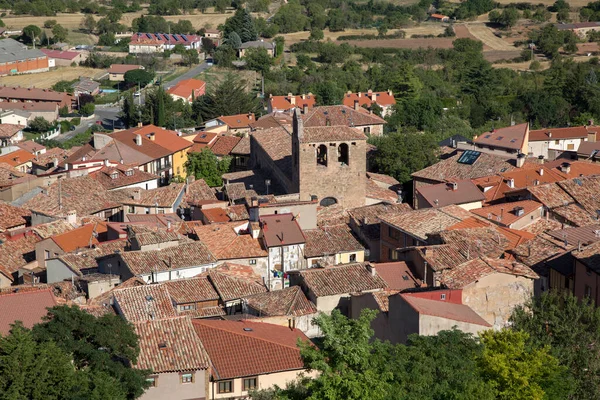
[204,113,256,135]
[167,78,206,103]
[469,123,530,158]
[40,48,87,67]
[192,319,316,398]
[0,148,35,172]
[528,124,596,160]
[429,13,450,22]
[0,288,56,334]
[267,93,316,113]
[342,90,396,117]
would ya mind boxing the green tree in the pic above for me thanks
[81,14,97,33]
[377,24,388,37]
[52,24,68,42]
[272,0,308,33]
[183,49,200,66]
[309,28,324,41]
[185,149,231,186]
[215,0,229,13]
[226,31,242,49]
[0,323,84,400]
[192,73,260,121]
[510,291,600,400]
[478,329,572,400]
[368,131,438,183]
[124,69,155,87]
[557,8,570,23]
[22,24,42,45]
[222,8,257,42]
[32,305,149,400]
[245,47,272,74]
[121,91,138,128]
[44,19,57,28]
[80,102,95,116]
[52,80,75,94]
[313,81,344,105]
[28,116,53,132]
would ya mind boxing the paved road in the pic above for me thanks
[163,61,212,89]
[56,107,122,142]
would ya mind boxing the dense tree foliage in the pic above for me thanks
[254,309,569,400]
[185,149,231,186]
[0,306,148,400]
[191,73,260,121]
[221,8,258,43]
[124,69,155,87]
[511,291,600,400]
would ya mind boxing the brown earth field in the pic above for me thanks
[0,67,106,88]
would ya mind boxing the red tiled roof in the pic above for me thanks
[474,123,528,150]
[269,93,316,111]
[192,319,309,380]
[342,90,395,108]
[347,202,413,240]
[51,222,107,252]
[207,268,267,302]
[108,64,143,74]
[243,285,317,317]
[0,149,35,167]
[0,201,30,231]
[162,277,219,304]
[209,135,241,156]
[182,179,217,207]
[0,289,56,335]
[40,49,80,60]
[200,207,230,223]
[439,257,538,289]
[90,165,158,190]
[0,86,71,104]
[0,230,41,273]
[417,179,485,207]
[167,78,206,100]
[195,221,267,260]
[260,213,305,247]
[0,124,23,139]
[400,293,490,326]
[413,151,515,183]
[471,200,543,226]
[529,125,591,141]
[218,113,255,129]
[300,126,367,143]
[123,183,185,207]
[192,131,218,145]
[128,125,192,153]
[297,263,386,297]
[114,284,177,322]
[373,262,422,291]
[134,317,210,373]
[301,105,385,127]
[303,225,364,258]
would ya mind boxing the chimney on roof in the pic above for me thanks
[66,210,76,224]
[365,262,376,276]
[104,159,109,167]
[53,157,59,167]
[148,132,155,141]
[588,130,596,143]
[302,104,308,114]
[137,122,142,128]
[513,206,525,217]
[560,162,571,174]
[388,89,393,96]
[357,92,362,98]
[132,188,141,200]
[301,94,306,100]
[135,134,142,146]
[516,153,526,168]
[589,119,594,126]
[367,89,372,95]
[353,100,360,111]
[507,178,514,188]
[248,113,254,121]
[288,93,295,105]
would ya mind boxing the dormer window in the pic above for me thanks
[125,169,134,176]
[110,172,118,179]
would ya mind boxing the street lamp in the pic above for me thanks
[265,179,271,195]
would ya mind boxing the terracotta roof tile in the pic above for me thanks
[182,179,217,207]
[474,123,528,150]
[162,277,219,304]
[0,230,41,273]
[372,261,421,290]
[89,276,146,307]
[218,113,255,129]
[573,241,600,273]
[471,200,543,227]
[166,78,206,100]
[118,242,216,276]
[348,203,412,240]
[343,90,395,108]
[439,257,538,289]
[551,204,597,227]
[108,64,142,74]
[366,178,399,203]
[50,222,107,252]
[366,172,400,186]
[300,126,367,143]
[547,224,600,246]
[269,94,316,111]
[243,285,316,317]
[192,319,309,379]
[134,317,209,373]
[0,124,23,139]
[0,201,29,231]
[90,165,158,190]
[301,105,385,127]
[529,125,590,141]
[249,112,293,130]
[209,135,241,156]
[417,180,485,207]
[195,221,267,260]
[251,126,293,179]
[57,240,127,275]
[381,205,469,242]
[0,86,71,104]
[412,150,515,183]
[260,213,305,247]
[231,136,250,155]
[31,220,74,239]
[527,182,575,209]
[0,289,56,335]
[557,175,600,215]
[400,293,490,326]
[303,225,364,258]
[114,284,177,322]
[207,267,267,302]
[123,183,185,207]
[296,263,386,297]
[23,175,122,217]
[0,149,35,167]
